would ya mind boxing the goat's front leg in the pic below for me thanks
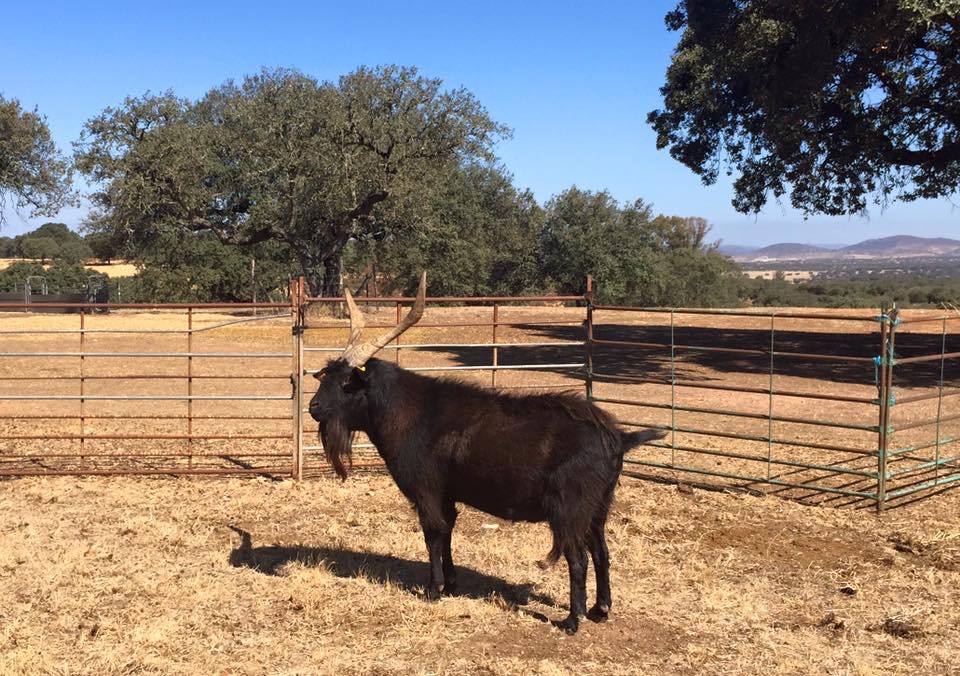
[417,507,447,601]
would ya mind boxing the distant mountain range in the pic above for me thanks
[724,235,960,262]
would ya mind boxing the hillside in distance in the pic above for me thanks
[734,235,960,261]
[840,235,960,257]
[747,243,837,260]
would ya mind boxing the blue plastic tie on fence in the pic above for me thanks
[874,313,901,327]
[873,355,883,385]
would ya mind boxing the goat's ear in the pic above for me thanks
[343,366,368,393]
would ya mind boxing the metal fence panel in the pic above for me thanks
[0,292,298,476]
[2,277,957,510]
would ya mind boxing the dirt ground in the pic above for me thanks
[1,473,958,675]
[1,304,958,673]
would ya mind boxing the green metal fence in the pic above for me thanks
[584,294,960,511]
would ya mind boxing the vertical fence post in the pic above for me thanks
[670,310,677,466]
[934,317,948,485]
[79,308,86,466]
[291,277,305,481]
[187,307,194,470]
[876,305,900,511]
[880,307,899,510]
[491,302,499,389]
[876,306,889,511]
[766,313,776,480]
[394,301,402,366]
[585,275,594,401]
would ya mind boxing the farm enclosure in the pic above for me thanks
[1,289,958,509]
[1,294,959,673]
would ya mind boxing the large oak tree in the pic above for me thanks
[74,66,507,295]
[648,1,960,215]
[0,96,72,224]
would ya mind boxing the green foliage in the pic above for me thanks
[540,188,658,304]
[0,260,104,295]
[74,66,507,297]
[83,230,123,263]
[351,163,545,296]
[113,230,296,303]
[743,270,960,308]
[0,95,72,222]
[539,188,741,306]
[18,236,59,263]
[9,222,93,263]
[649,1,960,215]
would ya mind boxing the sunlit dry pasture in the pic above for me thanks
[1,305,958,674]
[0,258,139,278]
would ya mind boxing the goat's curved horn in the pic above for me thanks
[342,272,426,368]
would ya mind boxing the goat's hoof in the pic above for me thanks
[556,615,580,635]
[442,582,458,596]
[424,586,441,601]
[587,604,610,623]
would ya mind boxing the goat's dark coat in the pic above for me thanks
[308,357,664,633]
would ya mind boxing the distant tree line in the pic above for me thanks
[3,23,958,309]
[741,271,960,309]
[0,222,92,263]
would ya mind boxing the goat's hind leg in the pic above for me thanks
[557,544,589,635]
[441,501,458,595]
[586,521,612,622]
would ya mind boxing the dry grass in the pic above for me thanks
[1,305,959,673]
[0,258,138,277]
[1,474,958,674]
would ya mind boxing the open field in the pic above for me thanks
[0,258,139,277]
[741,270,816,281]
[1,304,959,673]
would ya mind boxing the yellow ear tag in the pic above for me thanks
[357,366,366,372]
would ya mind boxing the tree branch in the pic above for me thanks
[183,217,278,246]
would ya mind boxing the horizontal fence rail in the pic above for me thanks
[587,301,960,510]
[296,287,589,477]
[0,300,297,476]
[2,278,957,509]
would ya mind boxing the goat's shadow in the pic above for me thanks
[227,526,556,621]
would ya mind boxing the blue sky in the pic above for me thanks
[1,0,957,246]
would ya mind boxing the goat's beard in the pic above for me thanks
[319,417,355,481]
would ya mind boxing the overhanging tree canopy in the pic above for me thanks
[74,66,508,295]
[648,1,960,215]
[0,96,72,223]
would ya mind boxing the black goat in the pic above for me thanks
[308,273,665,634]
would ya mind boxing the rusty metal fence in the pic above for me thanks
[1,278,957,509]
[296,280,588,477]
[0,298,296,476]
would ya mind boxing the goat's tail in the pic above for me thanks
[536,544,562,570]
[621,428,668,452]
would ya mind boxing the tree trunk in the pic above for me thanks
[321,256,342,298]
[294,235,347,308]
[301,264,324,298]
